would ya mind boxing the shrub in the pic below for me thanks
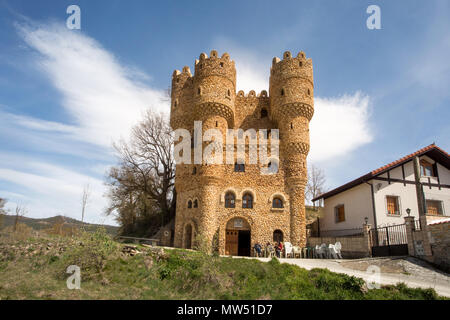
[59,227,118,280]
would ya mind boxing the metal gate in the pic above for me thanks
[370,223,408,257]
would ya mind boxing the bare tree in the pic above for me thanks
[0,198,6,229]
[81,183,90,223]
[306,164,327,208]
[13,204,27,232]
[105,110,176,236]
[0,197,6,213]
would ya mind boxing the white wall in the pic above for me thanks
[320,183,373,231]
[372,162,420,226]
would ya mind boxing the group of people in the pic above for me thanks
[253,241,284,258]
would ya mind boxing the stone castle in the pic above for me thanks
[170,50,314,255]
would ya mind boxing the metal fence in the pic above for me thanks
[370,224,407,247]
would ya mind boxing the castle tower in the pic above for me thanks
[269,51,314,247]
[171,50,236,249]
[170,50,313,253]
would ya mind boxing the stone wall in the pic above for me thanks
[428,221,450,272]
[405,216,450,273]
[170,50,314,254]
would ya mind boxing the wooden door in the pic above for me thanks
[225,230,238,256]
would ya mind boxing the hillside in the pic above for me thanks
[0,230,444,300]
[0,214,118,236]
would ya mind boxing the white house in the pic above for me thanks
[312,144,450,234]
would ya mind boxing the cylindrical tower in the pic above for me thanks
[193,50,236,250]
[171,50,236,251]
[269,51,314,247]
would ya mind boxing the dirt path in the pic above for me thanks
[249,256,450,297]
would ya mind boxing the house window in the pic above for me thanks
[272,197,283,208]
[234,163,245,172]
[334,205,345,223]
[192,166,197,175]
[193,199,198,208]
[188,200,192,209]
[386,196,400,216]
[242,193,253,209]
[420,160,435,177]
[225,192,235,208]
[273,230,283,243]
[426,200,443,216]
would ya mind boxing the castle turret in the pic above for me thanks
[269,51,314,247]
[171,50,237,250]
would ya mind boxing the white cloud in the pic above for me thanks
[16,21,169,148]
[0,159,113,225]
[0,20,169,225]
[309,93,373,163]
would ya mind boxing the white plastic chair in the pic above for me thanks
[334,242,343,259]
[292,246,301,258]
[328,244,338,259]
[284,242,293,258]
[320,243,328,258]
[314,244,323,258]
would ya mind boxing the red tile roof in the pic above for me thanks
[312,144,450,201]
[371,144,449,175]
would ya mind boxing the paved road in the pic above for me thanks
[242,256,450,298]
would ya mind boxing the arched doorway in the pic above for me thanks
[184,224,193,249]
[225,217,251,256]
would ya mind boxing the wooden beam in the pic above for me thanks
[401,164,406,186]
[372,176,450,189]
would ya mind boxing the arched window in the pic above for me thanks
[242,193,253,209]
[193,199,198,208]
[260,108,268,118]
[188,200,192,209]
[273,230,284,243]
[234,162,245,172]
[192,166,197,174]
[272,197,283,208]
[225,192,235,208]
[268,161,278,174]
[281,88,285,96]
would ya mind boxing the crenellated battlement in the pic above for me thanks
[236,90,269,98]
[193,50,236,87]
[170,49,313,132]
[270,51,313,86]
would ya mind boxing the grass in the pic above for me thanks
[0,229,444,300]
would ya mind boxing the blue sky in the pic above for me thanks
[0,0,449,225]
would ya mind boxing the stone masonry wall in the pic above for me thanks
[170,50,313,254]
[428,221,450,272]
